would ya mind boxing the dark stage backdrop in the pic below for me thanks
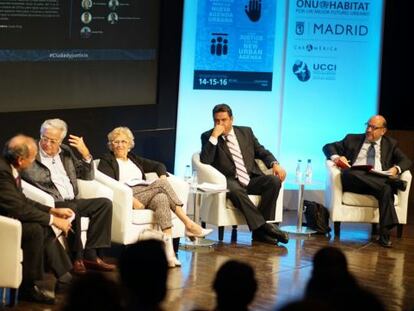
[0,0,184,170]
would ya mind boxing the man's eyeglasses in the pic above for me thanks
[365,123,384,131]
[111,140,128,145]
[40,136,61,145]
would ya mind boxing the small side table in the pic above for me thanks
[281,181,317,236]
[180,187,228,249]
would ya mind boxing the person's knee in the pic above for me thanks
[264,175,281,190]
[96,197,113,212]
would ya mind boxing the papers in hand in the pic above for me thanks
[197,182,227,192]
[125,178,154,187]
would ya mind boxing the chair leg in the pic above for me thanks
[334,222,341,236]
[397,224,403,238]
[218,226,224,241]
[9,288,18,307]
[201,221,206,229]
[173,237,180,253]
[231,225,238,242]
[371,223,378,235]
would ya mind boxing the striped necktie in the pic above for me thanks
[225,134,250,186]
[366,142,376,167]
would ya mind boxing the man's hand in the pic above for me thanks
[333,156,351,169]
[211,124,225,138]
[53,217,72,236]
[50,208,74,219]
[68,134,91,160]
[387,166,399,177]
[272,163,287,182]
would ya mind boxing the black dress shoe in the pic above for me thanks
[388,178,407,192]
[378,234,392,248]
[19,285,55,305]
[252,230,278,245]
[55,280,71,294]
[263,223,289,244]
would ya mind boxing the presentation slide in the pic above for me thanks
[0,0,160,112]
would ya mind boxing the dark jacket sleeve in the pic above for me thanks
[200,129,217,164]
[0,161,51,226]
[97,153,118,180]
[62,144,94,181]
[250,128,277,168]
[130,153,168,177]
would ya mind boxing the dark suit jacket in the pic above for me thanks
[21,144,94,201]
[322,134,412,172]
[200,126,277,179]
[97,152,168,181]
[0,156,51,225]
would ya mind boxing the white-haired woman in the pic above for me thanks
[98,127,212,267]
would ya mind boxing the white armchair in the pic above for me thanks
[21,179,113,247]
[325,160,412,237]
[0,215,22,306]
[192,152,284,241]
[93,160,189,247]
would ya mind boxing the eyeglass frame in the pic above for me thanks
[40,135,61,145]
[111,139,129,145]
[365,122,385,131]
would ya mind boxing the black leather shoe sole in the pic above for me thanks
[252,231,278,245]
[264,223,289,244]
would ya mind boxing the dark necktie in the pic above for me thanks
[366,142,376,167]
[225,134,250,186]
[15,175,22,189]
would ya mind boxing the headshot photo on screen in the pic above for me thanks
[108,0,119,10]
[81,12,92,24]
[82,0,93,10]
[107,12,119,25]
[80,26,92,39]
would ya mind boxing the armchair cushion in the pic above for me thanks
[0,216,22,289]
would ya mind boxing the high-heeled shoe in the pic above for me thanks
[186,228,213,239]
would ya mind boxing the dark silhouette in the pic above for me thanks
[62,273,122,311]
[245,0,261,22]
[213,260,257,311]
[119,239,168,311]
[305,246,385,311]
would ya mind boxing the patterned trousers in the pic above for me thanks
[131,179,183,230]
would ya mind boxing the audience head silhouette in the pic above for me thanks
[305,246,384,311]
[213,260,257,311]
[62,273,122,311]
[119,239,168,310]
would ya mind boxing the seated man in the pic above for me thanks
[200,104,288,245]
[21,118,115,273]
[0,135,73,304]
[323,115,412,247]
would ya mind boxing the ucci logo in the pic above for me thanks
[313,63,336,71]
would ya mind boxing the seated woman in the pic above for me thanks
[98,127,212,267]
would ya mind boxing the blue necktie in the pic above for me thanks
[367,142,375,167]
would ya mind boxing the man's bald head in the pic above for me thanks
[3,135,38,169]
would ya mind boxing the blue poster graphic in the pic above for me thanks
[193,0,277,91]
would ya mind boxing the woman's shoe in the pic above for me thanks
[186,228,213,239]
[164,236,181,268]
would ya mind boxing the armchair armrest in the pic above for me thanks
[192,153,227,186]
[77,179,114,202]
[325,160,343,210]
[94,168,133,244]
[0,216,22,288]
[21,180,54,207]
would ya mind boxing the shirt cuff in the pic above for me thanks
[330,155,340,161]
[395,165,402,174]
[83,154,93,163]
[270,161,280,167]
[49,214,54,226]
[209,136,218,145]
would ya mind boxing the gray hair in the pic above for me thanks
[107,126,135,151]
[40,119,68,140]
